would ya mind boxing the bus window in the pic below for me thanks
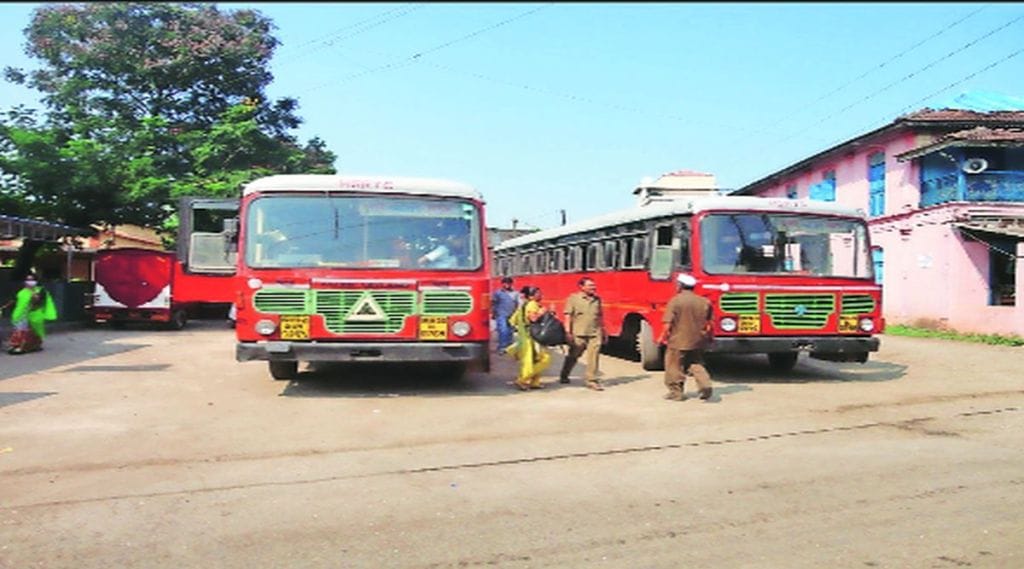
[552,249,564,272]
[585,243,600,271]
[632,236,647,267]
[650,225,674,280]
[604,241,618,270]
[699,213,872,278]
[678,220,692,269]
[568,246,582,271]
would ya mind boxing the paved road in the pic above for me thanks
[1,321,1022,568]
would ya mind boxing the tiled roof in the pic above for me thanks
[895,127,1024,161]
[899,109,1024,123]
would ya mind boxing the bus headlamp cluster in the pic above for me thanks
[255,319,277,336]
[450,321,471,337]
[719,317,738,333]
[858,317,875,332]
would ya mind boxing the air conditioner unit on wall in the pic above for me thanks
[962,157,989,174]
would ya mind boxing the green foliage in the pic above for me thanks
[0,2,337,229]
[885,324,1024,347]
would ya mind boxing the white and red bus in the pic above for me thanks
[493,195,883,371]
[182,174,492,380]
[88,247,235,329]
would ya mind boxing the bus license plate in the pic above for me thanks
[280,315,310,340]
[419,316,448,340]
[838,315,859,333]
[738,314,760,334]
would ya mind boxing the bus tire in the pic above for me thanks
[637,320,665,371]
[767,352,799,372]
[169,309,188,330]
[269,361,298,381]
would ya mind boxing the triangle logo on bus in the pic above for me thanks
[345,293,388,322]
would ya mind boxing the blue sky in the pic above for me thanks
[2,2,1023,230]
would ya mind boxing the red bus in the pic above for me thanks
[88,247,235,329]
[183,174,492,380]
[492,195,882,371]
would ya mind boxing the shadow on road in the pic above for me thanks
[0,323,154,382]
[705,353,907,384]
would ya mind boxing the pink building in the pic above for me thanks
[733,108,1024,337]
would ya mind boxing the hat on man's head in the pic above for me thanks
[676,273,697,287]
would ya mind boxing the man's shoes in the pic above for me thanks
[663,392,686,401]
[586,382,604,391]
[699,387,713,400]
[559,376,570,384]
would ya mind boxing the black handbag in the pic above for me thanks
[529,310,567,346]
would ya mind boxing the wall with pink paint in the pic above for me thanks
[743,130,1023,337]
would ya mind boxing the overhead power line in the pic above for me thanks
[299,4,555,96]
[746,42,1024,186]
[745,12,1024,158]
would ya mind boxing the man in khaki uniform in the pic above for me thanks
[659,273,714,401]
[560,277,607,390]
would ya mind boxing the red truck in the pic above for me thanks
[88,247,236,329]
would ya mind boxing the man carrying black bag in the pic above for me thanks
[560,277,608,390]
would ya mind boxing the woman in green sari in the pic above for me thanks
[505,286,551,390]
[8,273,58,354]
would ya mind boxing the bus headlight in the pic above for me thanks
[255,319,277,336]
[451,321,471,337]
[247,278,263,290]
[720,317,738,333]
[858,318,875,332]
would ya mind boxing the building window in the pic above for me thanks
[871,247,884,285]
[809,170,837,202]
[990,240,1016,306]
[786,184,798,199]
[868,152,885,216]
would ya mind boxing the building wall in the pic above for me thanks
[742,130,1023,337]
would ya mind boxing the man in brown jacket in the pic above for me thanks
[658,273,714,401]
[560,276,608,390]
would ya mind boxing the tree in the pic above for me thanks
[0,2,336,230]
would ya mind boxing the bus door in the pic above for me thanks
[177,197,240,275]
[648,218,690,281]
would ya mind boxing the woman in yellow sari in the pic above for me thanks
[505,286,551,390]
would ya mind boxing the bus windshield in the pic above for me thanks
[699,212,872,278]
[245,194,482,270]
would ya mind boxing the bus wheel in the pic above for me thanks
[767,352,799,372]
[637,320,665,371]
[169,309,188,330]
[269,361,298,381]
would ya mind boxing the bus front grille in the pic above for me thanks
[421,290,473,315]
[315,290,417,334]
[719,293,759,314]
[841,294,875,315]
[765,293,835,329]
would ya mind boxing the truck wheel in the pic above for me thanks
[169,309,188,330]
[637,320,665,371]
[767,352,799,372]
[269,361,298,381]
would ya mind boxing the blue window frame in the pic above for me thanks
[871,247,884,285]
[809,170,836,201]
[868,152,885,216]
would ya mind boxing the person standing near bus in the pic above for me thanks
[491,276,519,352]
[507,286,551,390]
[560,276,607,391]
[659,273,714,401]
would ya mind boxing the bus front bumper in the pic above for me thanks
[236,341,489,365]
[708,336,880,361]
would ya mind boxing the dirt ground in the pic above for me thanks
[1,321,1022,568]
